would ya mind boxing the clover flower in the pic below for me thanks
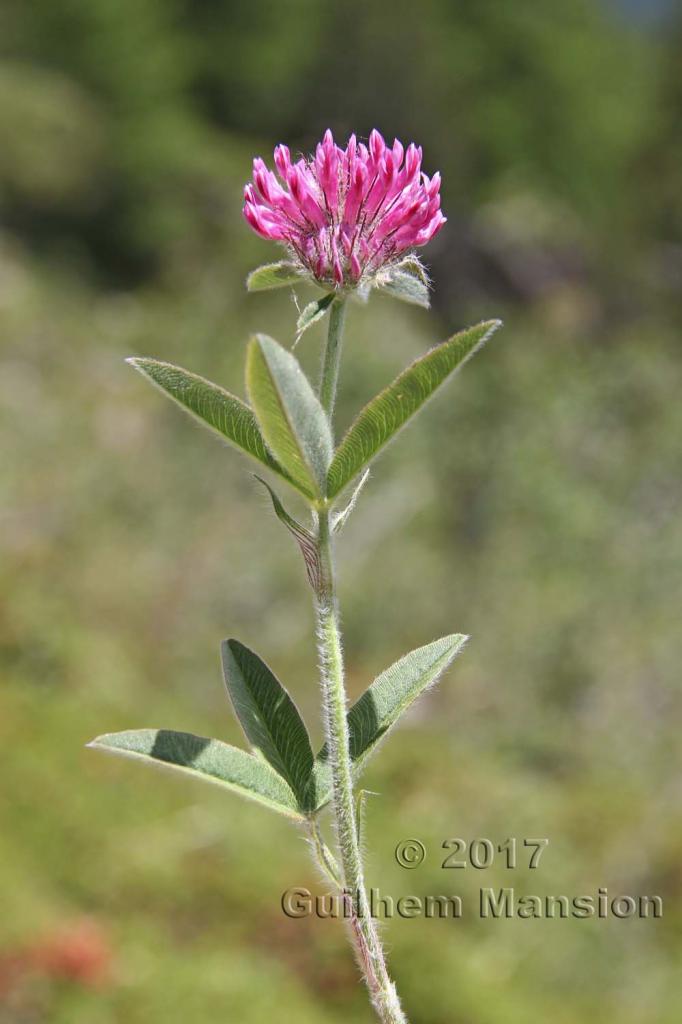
[243,129,445,290]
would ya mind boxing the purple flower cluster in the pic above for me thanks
[244,129,445,288]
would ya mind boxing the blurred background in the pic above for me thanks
[1,1,681,1021]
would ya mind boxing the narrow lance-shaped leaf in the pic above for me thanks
[327,319,502,498]
[246,261,307,291]
[127,358,299,492]
[246,334,333,500]
[221,640,315,811]
[296,293,335,341]
[310,634,468,809]
[347,633,468,766]
[88,729,303,820]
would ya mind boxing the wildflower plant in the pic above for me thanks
[89,130,501,1024]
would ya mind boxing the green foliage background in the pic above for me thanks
[1,2,680,1021]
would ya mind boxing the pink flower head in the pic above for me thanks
[243,129,446,289]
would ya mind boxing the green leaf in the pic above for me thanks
[87,729,303,819]
[311,634,468,809]
[347,633,468,765]
[127,358,297,489]
[375,267,430,308]
[327,319,502,498]
[221,639,315,810]
[296,293,335,340]
[254,476,320,591]
[246,261,306,291]
[246,334,333,500]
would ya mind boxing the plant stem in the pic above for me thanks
[318,296,347,422]
[312,299,408,1024]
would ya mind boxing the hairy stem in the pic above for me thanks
[312,300,408,1024]
[318,296,347,423]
